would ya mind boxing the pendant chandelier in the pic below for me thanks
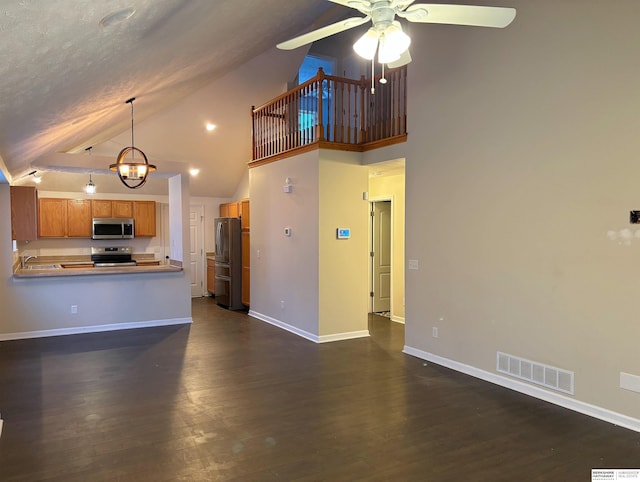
[109,97,156,189]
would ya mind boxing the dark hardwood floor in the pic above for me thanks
[0,297,638,481]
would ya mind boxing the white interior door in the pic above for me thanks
[189,205,205,297]
[372,201,391,313]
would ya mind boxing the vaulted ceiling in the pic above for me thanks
[0,0,348,196]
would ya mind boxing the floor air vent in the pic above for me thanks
[497,352,574,395]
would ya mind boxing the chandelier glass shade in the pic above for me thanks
[109,97,156,189]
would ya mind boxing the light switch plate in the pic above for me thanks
[408,259,419,270]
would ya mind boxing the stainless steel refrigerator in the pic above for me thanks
[214,217,243,310]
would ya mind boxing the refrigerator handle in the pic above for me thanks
[215,221,221,257]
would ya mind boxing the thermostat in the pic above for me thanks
[337,228,351,239]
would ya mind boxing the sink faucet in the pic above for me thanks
[21,255,37,268]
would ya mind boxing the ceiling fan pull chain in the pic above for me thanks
[371,58,375,94]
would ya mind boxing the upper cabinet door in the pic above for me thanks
[112,200,133,218]
[133,201,156,237]
[227,202,239,218]
[67,199,92,238]
[91,199,112,218]
[10,186,38,241]
[38,198,68,237]
[240,200,250,231]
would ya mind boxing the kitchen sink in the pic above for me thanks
[24,264,61,270]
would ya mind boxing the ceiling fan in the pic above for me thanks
[277,1,516,68]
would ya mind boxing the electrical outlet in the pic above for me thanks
[71,305,78,314]
[432,327,438,338]
[256,249,261,259]
[280,300,285,309]
[408,259,419,270]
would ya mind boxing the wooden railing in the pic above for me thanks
[251,66,407,164]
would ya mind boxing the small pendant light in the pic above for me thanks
[84,147,97,194]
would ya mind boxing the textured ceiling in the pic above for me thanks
[0,0,342,196]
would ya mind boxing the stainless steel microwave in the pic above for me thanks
[92,218,134,239]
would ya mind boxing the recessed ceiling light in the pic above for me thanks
[99,8,136,28]
[205,123,216,132]
[189,168,200,176]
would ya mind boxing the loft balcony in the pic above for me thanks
[250,66,407,166]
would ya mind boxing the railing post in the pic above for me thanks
[359,75,366,143]
[316,67,325,142]
[251,105,256,161]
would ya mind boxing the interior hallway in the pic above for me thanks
[0,297,638,480]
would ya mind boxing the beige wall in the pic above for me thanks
[249,151,320,336]
[318,151,369,336]
[403,0,640,422]
[250,149,369,340]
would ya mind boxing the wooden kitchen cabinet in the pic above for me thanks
[240,199,250,306]
[38,198,68,237]
[240,199,250,230]
[133,201,156,237]
[39,198,92,238]
[91,199,113,218]
[39,197,157,239]
[219,201,239,218]
[67,199,92,237]
[207,258,215,295]
[228,202,239,218]
[91,199,133,218]
[241,231,250,306]
[112,200,133,218]
[10,186,38,241]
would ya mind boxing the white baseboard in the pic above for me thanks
[391,315,405,324]
[403,346,640,434]
[0,318,193,342]
[318,330,370,343]
[249,310,369,344]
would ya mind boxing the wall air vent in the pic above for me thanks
[497,352,574,395]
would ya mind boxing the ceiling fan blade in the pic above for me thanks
[277,16,371,50]
[387,49,412,68]
[398,4,516,28]
[328,0,371,9]
[390,0,416,11]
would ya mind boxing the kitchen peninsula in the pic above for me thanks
[14,260,182,278]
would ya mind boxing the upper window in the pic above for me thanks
[298,55,335,84]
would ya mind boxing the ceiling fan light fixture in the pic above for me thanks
[378,21,411,63]
[378,35,401,64]
[353,27,379,60]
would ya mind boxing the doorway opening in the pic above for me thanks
[370,200,392,315]
[365,157,405,326]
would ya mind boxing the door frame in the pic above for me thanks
[368,196,394,315]
[189,204,206,297]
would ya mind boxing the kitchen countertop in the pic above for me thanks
[13,256,182,278]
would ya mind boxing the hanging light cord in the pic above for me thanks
[126,97,136,159]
